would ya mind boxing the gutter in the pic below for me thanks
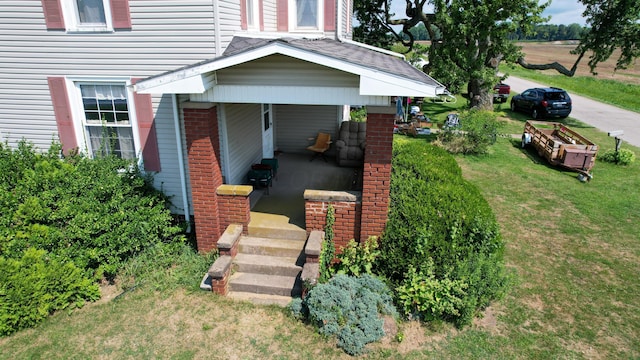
[172,94,191,232]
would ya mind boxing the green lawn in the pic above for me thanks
[1,103,639,358]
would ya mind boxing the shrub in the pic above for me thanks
[377,139,509,327]
[301,274,397,356]
[435,109,503,154]
[331,236,380,277]
[318,205,335,284]
[396,263,467,322]
[0,248,100,336]
[598,149,636,166]
[0,140,183,279]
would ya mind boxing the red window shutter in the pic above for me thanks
[324,0,336,31]
[41,0,65,30]
[240,0,248,30]
[132,79,161,172]
[47,77,78,155]
[259,0,265,31]
[276,0,288,31]
[110,0,132,30]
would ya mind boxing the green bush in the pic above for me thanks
[298,274,397,356]
[436,110,503,154]
[0,248,100,336]
[377,140,509,327]
[598,149,636,166]
[0,140,183,279]
[331,236,380,277]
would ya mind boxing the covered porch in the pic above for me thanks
[134,36,446,253]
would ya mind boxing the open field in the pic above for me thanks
[518,42,640,86]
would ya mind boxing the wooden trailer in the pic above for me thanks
[521,121,599,181]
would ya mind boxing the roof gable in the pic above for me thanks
[134,36,446,98]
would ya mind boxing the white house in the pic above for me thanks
[0,0,446,253]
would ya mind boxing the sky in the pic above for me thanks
[389,1,587,26]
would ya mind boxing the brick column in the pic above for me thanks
[217,185,252,236]
[183,103,222,252]
[304,190,361,253]
[360,106,395,241]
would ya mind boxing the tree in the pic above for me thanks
[519,0,640,76]
[355,0,639,109]
[354,0,547,110]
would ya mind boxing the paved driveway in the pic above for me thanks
[506,76,640,148]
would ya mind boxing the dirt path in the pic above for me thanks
[507,76,640,148]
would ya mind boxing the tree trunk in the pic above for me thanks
[467,78,492,110]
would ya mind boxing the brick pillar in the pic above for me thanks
[360,107,395,241]
[217,185,252,235]
[183,103,222,252]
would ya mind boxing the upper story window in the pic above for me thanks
[61,0,113,32]
[76,0,107,25]
[290,0,323,31]
[42,0,131,32]
[245,0,260,30]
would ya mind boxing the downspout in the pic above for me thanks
[172,94,191,232]
[213,0,222,56]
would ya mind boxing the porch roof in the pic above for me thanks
[133,36,447,100]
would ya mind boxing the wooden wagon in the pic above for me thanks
[521,121,599,181]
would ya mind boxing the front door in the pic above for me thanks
[262,104,274,158]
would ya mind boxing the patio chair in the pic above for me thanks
[260,158,279,180]
[247,165,272,194]
[306,132,332,162]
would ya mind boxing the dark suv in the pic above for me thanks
[510,87,572,119]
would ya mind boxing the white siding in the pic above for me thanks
[275,104,341,154]
[262,0,278,32]
[0,1,245,215]
[224,103,263,184]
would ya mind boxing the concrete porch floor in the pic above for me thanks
[249,152,361,229]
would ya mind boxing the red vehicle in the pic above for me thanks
[493,83,511,103]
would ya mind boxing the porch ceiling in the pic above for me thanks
[134,36,447,103]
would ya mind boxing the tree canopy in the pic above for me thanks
[354,0,640,108]
[354,0,548,109]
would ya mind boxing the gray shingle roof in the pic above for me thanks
[223,36,443,89]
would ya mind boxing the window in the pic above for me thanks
[79,84,136,159]
[60,0,113,32]
[246,0,260,30]
[290,0,323,30]
[263,104,271,131]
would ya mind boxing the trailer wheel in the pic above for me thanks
[521,133,531,148]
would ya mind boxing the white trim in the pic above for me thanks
[61,0,114,33]
[64,77,143,166]
[246,0,261,31]
[135,41,445,97]
[213,0,222,56]
[172,94,191,230]
[218,104,231,185]
[289,0,324,32]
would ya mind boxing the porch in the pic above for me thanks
[248,151,362,229]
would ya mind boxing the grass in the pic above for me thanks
[502,65,640,113]
[2,101,639,359]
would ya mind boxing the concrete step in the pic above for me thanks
[238,236,305,258]
[229,272,302,297]
[248,212,307,241]
[227,291,295,307]
[233,253,302,277]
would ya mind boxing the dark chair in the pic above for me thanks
[260,158,279,180]
[247,165,272,194]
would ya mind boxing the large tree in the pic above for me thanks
[354,0,640,109]
[354,0,547,109]
[519,0,640,76]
